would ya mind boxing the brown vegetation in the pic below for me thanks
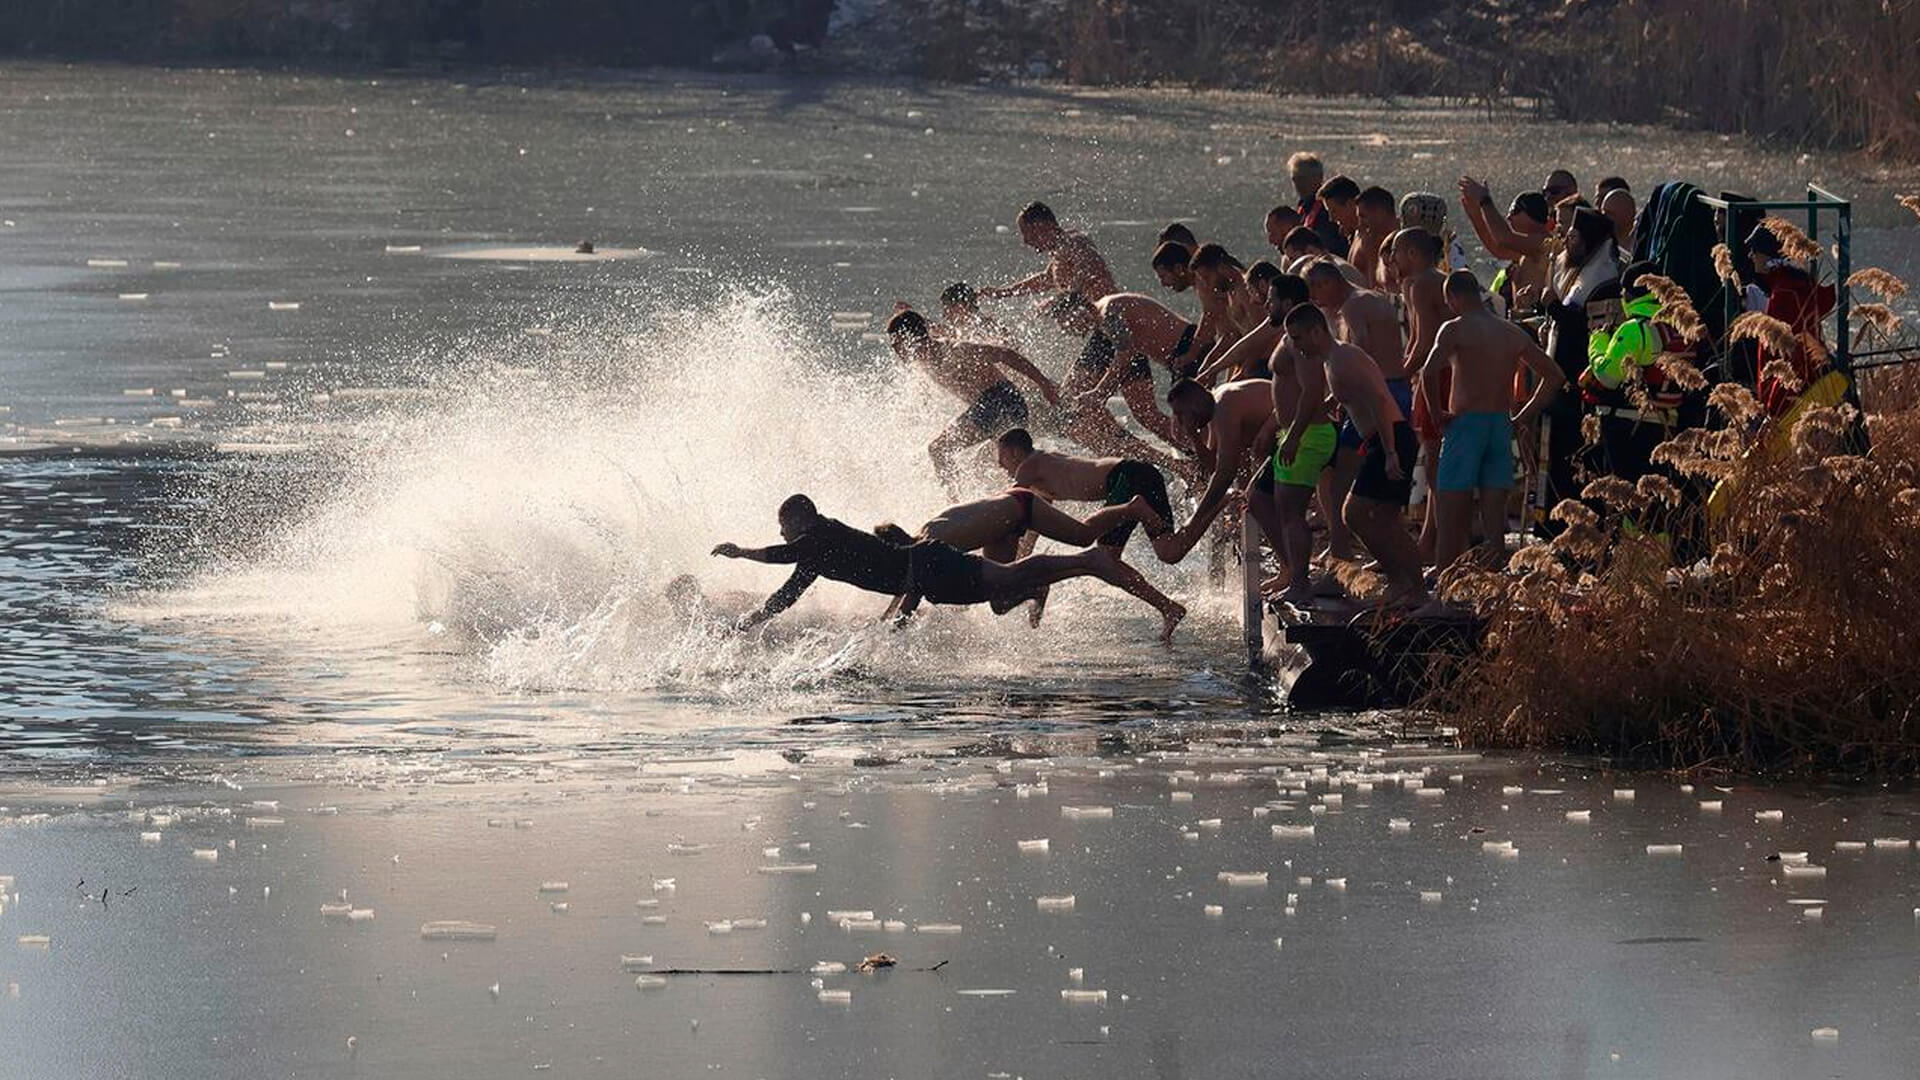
[1429,255,1920,773]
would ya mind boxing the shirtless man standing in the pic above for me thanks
[1304,259,1408,561]
[1421,270,1565,575]
[1283,305,1426,609]
[1193,269,1307,386]
[886,310,1062,489]
[1394,228,1452,561]
[888,484,1184,641]
[1280,227,1371,290]
[1458,181,1554,316]
[1350,185,1400,289]
[1158,377,1277,563]
[981,201,1118,315]
[1249,277,1327,601]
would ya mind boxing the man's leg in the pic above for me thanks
[1343,495,1427,606]
[1475,487,1511,565]
[1433,489,1477,573]
[1320,447,1361,559]
[1274,483,1317,602]
[1026,495,1161,548]
[1416,440,1441,564]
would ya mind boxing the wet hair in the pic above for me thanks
[779,493,819,522]
[1620,260,1659,300]
[1317,175,1361,204]
[1283,303,1329,336]
[1287,151,1324,177]
[1443,269,1483,298]
[872,523,914,546]
[1281,226,1329,255]
[1018,201,1056,227]
[940,281,978,311]
[997,427,1034,454]
[1357,185,1396,214]
[886,309,930,342]
[1157,222,1198,248]
[1303,259,1347,288]
[1509,192,1551,225]
[1190,243,1243,273]
[1597,176,1630,197]
[1266,204,1303,225]
[1395,227,1442,266]
[1246,260,1282,290]
[1151,241,1192,271]
[1267,272,1309,309]
[1166,378,1215,419]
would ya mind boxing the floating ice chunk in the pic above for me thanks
[839,918,883,932]
[1565,810,1591,823]
[1197,819,1222,830]
[1415,789,1445,800]
[1218,872,1268,887]
[915,923,963,935]
[1482,840,1516,853]
[1782,864,1827,878]
[706,920,733,934]
[17,935,50,949]
[1419,891,1443,904]
[1834,841,1867,852]
[810,961,847,975]
[1646,844,1684,857]
[1389,819,1411,833]
[1811,1027,1839,1042]
[1036,895,1076,912]
[620,955,655,971]
[1699,800,1723,812]
[826,910,874,922]
[1501,786,1524,796]
[1754,809,1784,823]
[641,916,667,926]
[651,879,676,893]
[1068,967,1084,984]
[191,849,218,862]
[1872,838,1911,851]
[320,903,353,918]
[87,258,128,268]
[1778,852,1809,865]
[1017,839,1050,854]
[818,989,852,1004]
[537,882,569,894]
[758,864,817,875]
[1802,906,1825,921]
[666,843,707,856]
[1613,789,1636,801]
[1327,877,1348,890]
[635,975,669,990]
[140,831,162,843]
[268,301,301,311]
[420,921,497,940]
[957,989,1016,997]
[883,920,907,933]
[245,817,284,828]
[1061,806,1113,821]
[1271,824,1315,840]
[1060,989,1107,1004]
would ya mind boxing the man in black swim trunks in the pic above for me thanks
[714,494,1157,637]
[1041,293,1194,479]
[887,310,1062,492]
[997,428,1185,567]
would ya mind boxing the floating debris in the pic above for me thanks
[1202,904,1224,918]
[1036,895,1076,913]
[550,902,570,914]
[139,832,162,843]
[1061,806,1113,821]
[1017,838,1050,854]
[1565,810,1592,823]
[1170,791,1194,803]
[817,989,851,1004]
[420,921,497,940]
[537,881,569,894]
[1060,989,1107,1004]
[320,903,353,918]
[666,843,707,856]
[191,849,219,862]
[758,863,817,875]
[1271,824,1315,840]
[635,975,669,990]
[826,910,874,922]
[915,923,963,935]
[1613,789,1636,801]
[706,920,734,935]
[1388,819,1411,833]
[1699,800,1723,813]
[957,988,1016,997]
[1872,838,1911,851]
[1646,844,1684,857]
[1419,891,1443,904]
[641,916,668,926]
[1834,841,1867,852]
[1782,864,1828,879]
[1778,852,1809,865]
[17,935,51,949]
[1811,1027,1839,1042]
[620,955,655,971]
[267,301,301,311]
[1217,872,1268,887]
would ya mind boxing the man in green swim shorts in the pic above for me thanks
[1253,281,1335,604]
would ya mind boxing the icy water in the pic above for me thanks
[3,63,1920,1077]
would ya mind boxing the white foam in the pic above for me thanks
[140,831,162,843]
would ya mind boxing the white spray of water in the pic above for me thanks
[144,291,1227,710]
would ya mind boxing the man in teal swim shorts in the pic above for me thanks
[1421,270,1566,576]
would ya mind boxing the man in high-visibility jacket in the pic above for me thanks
[1580,261,1688,491]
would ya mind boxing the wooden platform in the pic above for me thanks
[1261,596,1486,711]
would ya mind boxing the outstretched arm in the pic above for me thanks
[734,567,818,631]
[980,344,1062,406]
[1194,324,1279,384]
[1160,421,1253,561]
[980,269,1052,300]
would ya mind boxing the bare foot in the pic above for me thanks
[1127,494,1167,535]
[1027,587,1050,627]
[1159,602,1187,646]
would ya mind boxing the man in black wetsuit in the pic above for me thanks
[713,494,1148,636]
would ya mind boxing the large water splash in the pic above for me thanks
[140,289,1220,710]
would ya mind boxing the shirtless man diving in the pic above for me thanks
[715,495,1145,634]
[981,201,1117,318]
[886,483,1185,642]
[887,309,1061,491]
[997,427,1180,565]
[1049,292,1196,479]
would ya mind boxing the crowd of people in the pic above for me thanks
[714,152,1838,640]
